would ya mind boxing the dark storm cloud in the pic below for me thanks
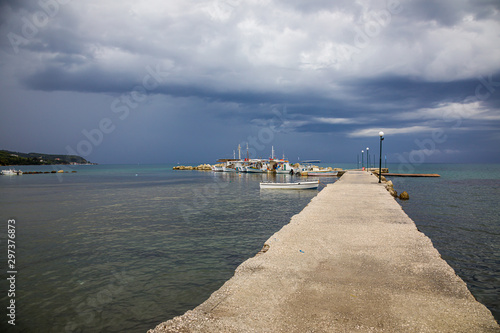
[23,65,140,93]
[1,0,499,163]
[343,76,482,108]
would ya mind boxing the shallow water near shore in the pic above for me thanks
[0,163,498,331]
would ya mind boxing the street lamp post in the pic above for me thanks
[361,150,364,170]
[379,131,384,183]
[366,147,369,171]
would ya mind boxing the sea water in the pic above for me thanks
[0,163,498,331]
[0,164,334,332]
[388,163,500,322]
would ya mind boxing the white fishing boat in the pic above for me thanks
[306,171,338,177]
[276,161,294,174]
[260,180,319,190]
[245,166,266,173]
[223,166,237,172]
[235,165,247,172]
[212,165,224,172]
[1,169,22,175]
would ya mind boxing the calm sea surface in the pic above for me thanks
[388,163,500,323]
[0,164,335,332]
[0,163,498,332]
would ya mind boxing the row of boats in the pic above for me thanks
[212,145,338,177]
[213,159,297,174]
[213,149,338,189]
[212,158,338,177]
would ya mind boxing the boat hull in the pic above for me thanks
[1,169,22,175]
[246,167,266,173]
[306,171,338,177]
[260,180,319,189]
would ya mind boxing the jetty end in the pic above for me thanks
[149,171,499,332]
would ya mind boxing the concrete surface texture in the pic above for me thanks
[148,171,500,333]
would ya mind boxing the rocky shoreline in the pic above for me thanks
[172,164,213,171]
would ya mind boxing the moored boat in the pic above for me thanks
[235,165,247,172]
[212,165,224,172]
[1,169,22,175]
[259,180,319,190]
[245,166,266,173]
[223,166,237,172]
[305,171,338,177]
[275,161,294,174]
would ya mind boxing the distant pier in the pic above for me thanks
[149,171,498,332]
[383,173,441,177]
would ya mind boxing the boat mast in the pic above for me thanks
[246,142,249,160]
[271,146,275,160]
[238,144,241,160]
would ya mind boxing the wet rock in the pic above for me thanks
[399,191,409,200]
[195,164,212,171]
[388,188,398,197]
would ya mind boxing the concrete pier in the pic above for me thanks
[149,171,499,332]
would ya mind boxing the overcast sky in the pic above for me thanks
[1,0,499,165]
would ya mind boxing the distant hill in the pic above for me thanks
[0,150,96,166]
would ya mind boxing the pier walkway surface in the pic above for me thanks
[149,171,499,333]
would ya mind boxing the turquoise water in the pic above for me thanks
[0,163,498,331]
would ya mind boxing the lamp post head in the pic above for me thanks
[379,131,384,137]
[362,150,364,153]
[366,147,369,151]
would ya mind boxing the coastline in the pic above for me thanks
[148,171,499,332]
